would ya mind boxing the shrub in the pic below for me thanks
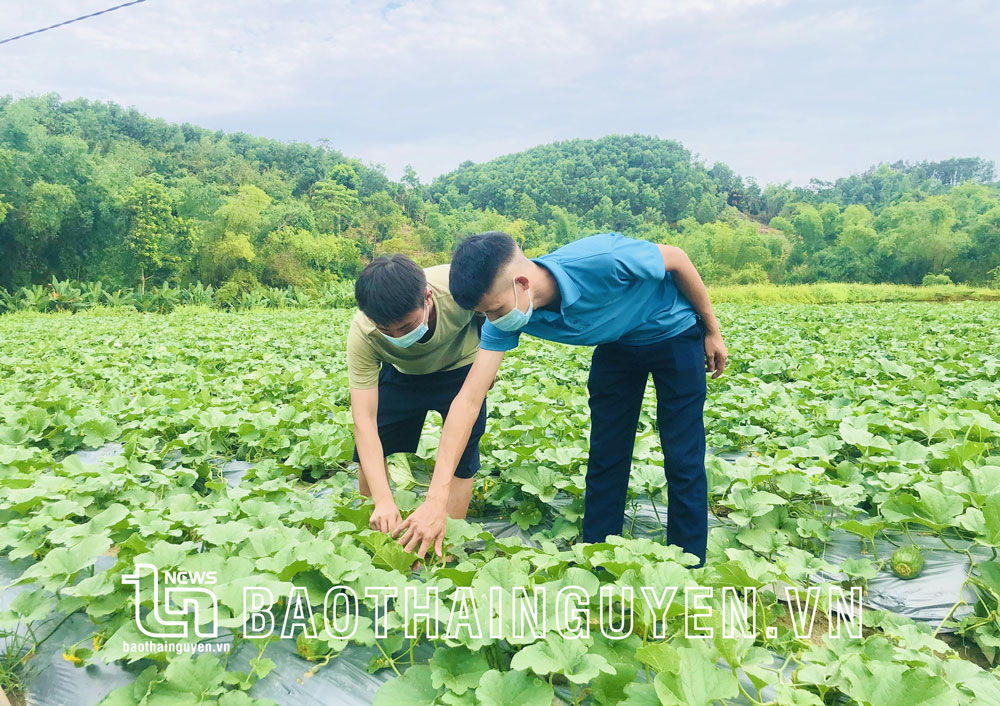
[921,273,953,286]
[730,263,770,285]
[215,270,261,309]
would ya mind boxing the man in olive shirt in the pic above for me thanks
[347,255,486,535]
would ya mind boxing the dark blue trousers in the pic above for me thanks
[582,320,708,567]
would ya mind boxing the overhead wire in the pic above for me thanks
[0,0,150,46]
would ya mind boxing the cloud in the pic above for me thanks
[1,0,997,185]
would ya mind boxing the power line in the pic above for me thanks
[0,0,149,46]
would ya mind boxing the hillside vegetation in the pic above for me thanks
[2,94,999,297]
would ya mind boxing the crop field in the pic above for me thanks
[1,301,999,706]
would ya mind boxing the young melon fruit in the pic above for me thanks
[890,545,924,579]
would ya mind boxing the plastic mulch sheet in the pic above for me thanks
[1,556,135,706]
[2,443,989,705]
[815,529,991,629]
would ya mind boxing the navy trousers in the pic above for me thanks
[351,363,487,479]
[582,320,708,567]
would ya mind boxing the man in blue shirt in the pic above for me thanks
[392,231,728,568]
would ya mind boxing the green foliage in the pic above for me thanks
[0,620,34,699]
[921,273,953,286]
[730,263,771,285]
[24,180,77,244]
[429,134,728,228]
[309,179,360,233]
[122,177,193,292]
[707,282,998,304]
[0,95,395,290]
[1,302,1000,704]
[215,270,262,309]
[2,95,1000,296]
[2,279,997,317]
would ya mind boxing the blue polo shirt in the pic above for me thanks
[479,233,698,352]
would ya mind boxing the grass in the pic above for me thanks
[707,282,1000,304]
[3,283,999,319]
[0,628,33,705]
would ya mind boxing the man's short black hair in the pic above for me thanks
[449,231,518,310]
[355,254,426,326]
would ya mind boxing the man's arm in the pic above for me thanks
[351,386,402,533]
[392,347,505,558]
[657,244,728,379]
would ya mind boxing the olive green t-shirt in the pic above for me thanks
[346,264,485,389]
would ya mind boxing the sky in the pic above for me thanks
[2,0,998,187]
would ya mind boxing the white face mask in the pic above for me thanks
[491,278,533,332]
[381,297,429,348]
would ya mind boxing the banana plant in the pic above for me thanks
[152,282,182,313]
[265,287,293,309]
[238,289,269,310]
[183,281,215,306]
[48,277,87,312]
[13,284,48,312]
[290,286,312,308]
[102,288,134,309]
[82,280,106,306]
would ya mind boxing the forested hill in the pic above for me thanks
[429,135,728,226]
[430,135,997,228]
[2,94,999,294]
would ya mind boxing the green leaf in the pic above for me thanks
[841,659,958,706]
[893,440,929,464]
[652,646,738,706]
[474,669,554,706]
[373,665,442,706]
[7,587,56,623]
[981,494,1000,546]
[510,635,615,684]
[429,646,490,695]
[635,641,679,673]
[21,533,112,588]
[201,520,253,545]
[162,654,227,694]
[618,682,660,706]
[358,531,420,574]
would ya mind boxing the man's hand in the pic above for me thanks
[657,244,727,380]
[392,496,448,559]
[370,500,402,534]
[704,331,728,379]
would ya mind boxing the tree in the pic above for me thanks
[260,225,363,283]
[213,185,272,239]
[352,191,407,259]
[790,204,825,252]
[328,163,359,191]
[122,177,192,293]
[546,206,578,245]
[876,198,968,282]
[401,164,420,190]
[309,179,360,234]
[839,204,873,229]
[22,181,77,246]
[516,194,538,222]
[761,183,792,222]
[818,203,840,244]
[963,206,1000,283]
[212,233,255,280]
